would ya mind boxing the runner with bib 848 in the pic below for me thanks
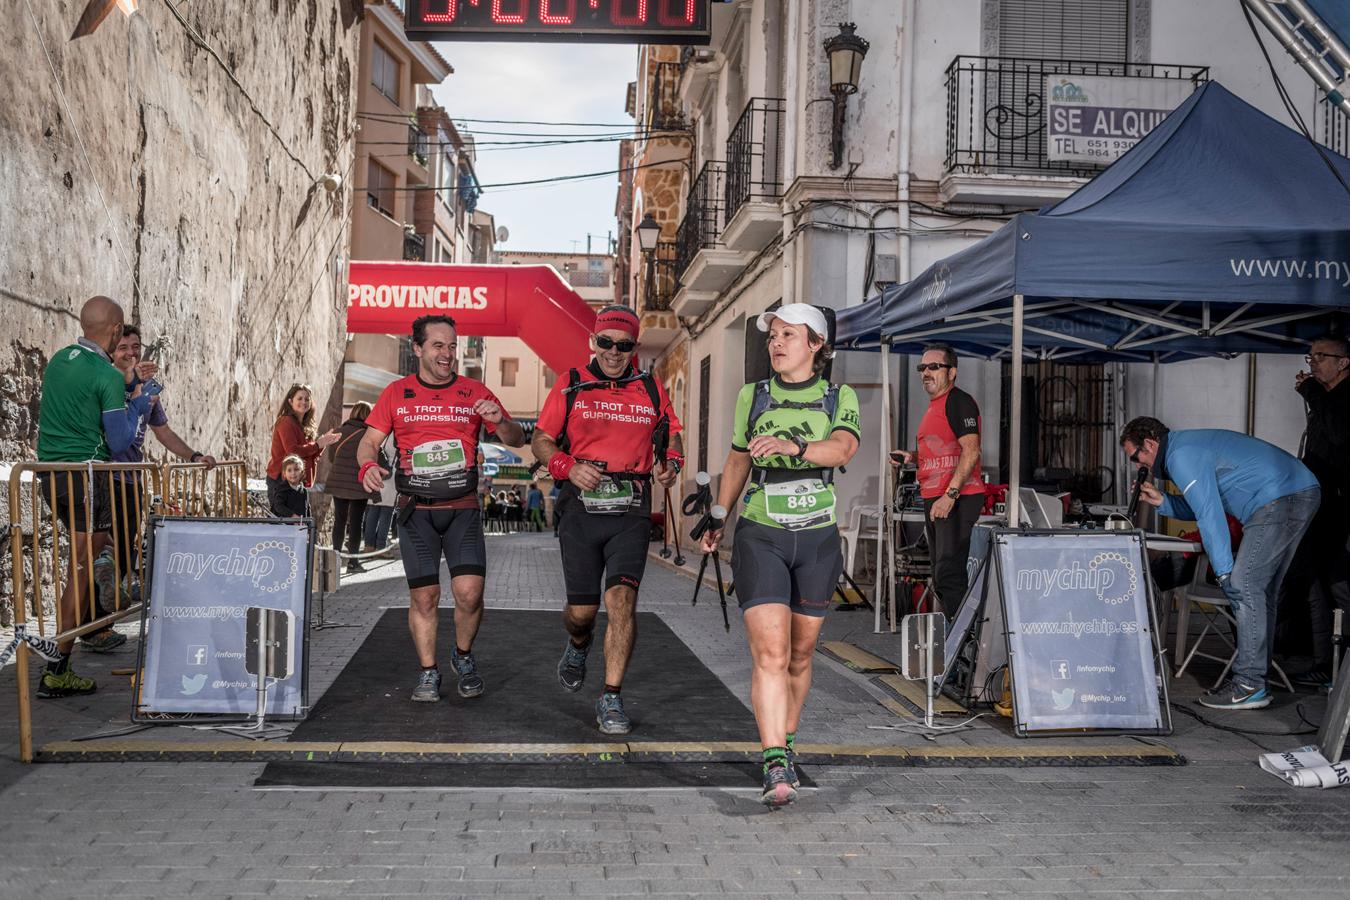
[698,303,860,808]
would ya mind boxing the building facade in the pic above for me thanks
[621,0,1331,535]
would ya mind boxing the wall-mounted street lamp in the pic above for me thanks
[635,212,660,310]
[824,22,869,170]
[71,0,139,40]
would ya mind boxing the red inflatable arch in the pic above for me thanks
[345,261,598,375]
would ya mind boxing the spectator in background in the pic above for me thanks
[266,383,338,515]
[270,455,310,518]
[34,296,154,697]
[363,433,398,558]
[550,481,562,536]
[1122,416,1320,710]
[527,482,545,532]
[326,402,377,575]
[1284,334,1350,687]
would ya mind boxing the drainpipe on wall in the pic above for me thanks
[781,0,801,305]
[894,0,916,446]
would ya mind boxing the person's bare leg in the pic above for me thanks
[562,602,599,645]
[407,584,441,667]
[600,585,637,688]
[785,612,827,736]
[449,574,485,652]
[743,604,792,749]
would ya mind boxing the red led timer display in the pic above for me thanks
[406,0,712,43]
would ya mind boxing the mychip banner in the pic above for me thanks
[1046,74,1195,165]
[136,517,311,718]
[993,530,1167,734]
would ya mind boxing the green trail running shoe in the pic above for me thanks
[38,668,97,699]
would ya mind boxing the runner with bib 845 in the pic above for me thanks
[698,303,861,808]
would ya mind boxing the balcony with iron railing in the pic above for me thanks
[723,98,785,251]
[943,56,1208,203]
[673,160,750,313]
[647,61,686,132]
[408,125,429,167]
[403,231,425,261]
[641,241,679,313]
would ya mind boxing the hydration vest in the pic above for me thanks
[746,379,841,486]
[557,367,670,465]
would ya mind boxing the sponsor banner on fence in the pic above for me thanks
[1046,74,1195,165]
[995,531,1163,732]
[140,519,309,715]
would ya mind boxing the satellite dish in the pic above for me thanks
[495,226,510,244]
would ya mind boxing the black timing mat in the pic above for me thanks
[257,608,763,788]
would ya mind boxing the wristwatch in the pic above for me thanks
[790,435,809,458]
[945,486,961,500]
[190,452,204,463]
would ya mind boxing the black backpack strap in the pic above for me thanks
[557,368,583,452]
[639,372,671,464]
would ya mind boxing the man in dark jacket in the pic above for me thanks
[1285,334,1350,686]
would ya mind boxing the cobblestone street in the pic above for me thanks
[2,532,1349,898]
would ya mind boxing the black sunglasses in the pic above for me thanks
[915,362,953,373]
[595,335,636,353]
[1129,447,1142,463]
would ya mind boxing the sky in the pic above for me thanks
[428,42,638,254]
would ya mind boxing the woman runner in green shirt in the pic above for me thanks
[699,304,861,807]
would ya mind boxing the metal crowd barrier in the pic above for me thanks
[6,460,249,761]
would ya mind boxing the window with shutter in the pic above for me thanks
[998,0,1129,63]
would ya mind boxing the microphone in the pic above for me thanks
[1126,465,1151,518]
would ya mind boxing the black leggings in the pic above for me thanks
[924,493,985,617]
[331,497,369,556]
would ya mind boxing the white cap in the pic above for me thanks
[755,303,829,338]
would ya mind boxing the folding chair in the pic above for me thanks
[1173,551,1294,692]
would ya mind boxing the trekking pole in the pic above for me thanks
[659,485,673,559]
[710,550,730,632]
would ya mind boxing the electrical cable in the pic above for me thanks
[354,110,650,129]
[1170,700,1317,738]
[380,157,687,192]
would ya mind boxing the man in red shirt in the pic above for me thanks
[357,315,524,703]
[532,305,683,735]
[893,344,984,617]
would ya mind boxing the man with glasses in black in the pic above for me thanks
[1283,334,1350,688]
[891,344,984,617]
[532,305,683,735]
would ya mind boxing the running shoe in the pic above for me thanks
[1198,678,1271,710]
[411,667,441,703]
[451,649,485,698]
[1291,666,1333,690]
[37,668,97,699]
[80,629,127,653]
[761,762,797,808]
[557,636,592,692]
[596,692,631,735]
[346,559,367,575]
[785,747,801,789]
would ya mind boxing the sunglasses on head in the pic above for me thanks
[915,362,953,373]
[595,335,636,353]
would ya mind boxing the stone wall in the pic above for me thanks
[1,1,361,466]
[1,2,363,620]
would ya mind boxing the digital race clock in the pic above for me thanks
[405,0,712,44]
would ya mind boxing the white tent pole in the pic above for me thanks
[1008,294,1025,526]
[875,341,891,634]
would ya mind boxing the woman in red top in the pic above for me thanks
[266,383,339,514]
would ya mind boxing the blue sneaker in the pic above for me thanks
[1199,679,1271,710]
[411,668,441,703]
[557,636,591,693]
[451,648,485,698]
[596,692,631,735]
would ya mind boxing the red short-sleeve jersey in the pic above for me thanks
[536,363,683,475]
[367,373,505,477]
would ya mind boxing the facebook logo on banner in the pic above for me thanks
[1051,659,1070,680]
[187,645,208,666]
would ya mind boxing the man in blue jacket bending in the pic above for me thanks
[1120,416,1320,711]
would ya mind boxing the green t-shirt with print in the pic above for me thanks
[731,375,861,529]
[36,342,127,462]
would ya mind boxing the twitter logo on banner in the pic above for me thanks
[1051,687,1076,711]
[180,673,207,696]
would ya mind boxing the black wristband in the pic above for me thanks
[190,452,204,463]
[791,435,809,458]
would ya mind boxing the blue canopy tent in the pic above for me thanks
[836,82,1350,626]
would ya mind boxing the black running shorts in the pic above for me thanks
[556,489,651,606]
[398,507,486,588]
[38,470,112,534]
[731,519,842,618]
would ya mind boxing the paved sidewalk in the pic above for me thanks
[1,532,1348,898]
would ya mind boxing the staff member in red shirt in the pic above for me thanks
[357,315,524,703]
[532,305,682,735]
[893,344,984,616]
